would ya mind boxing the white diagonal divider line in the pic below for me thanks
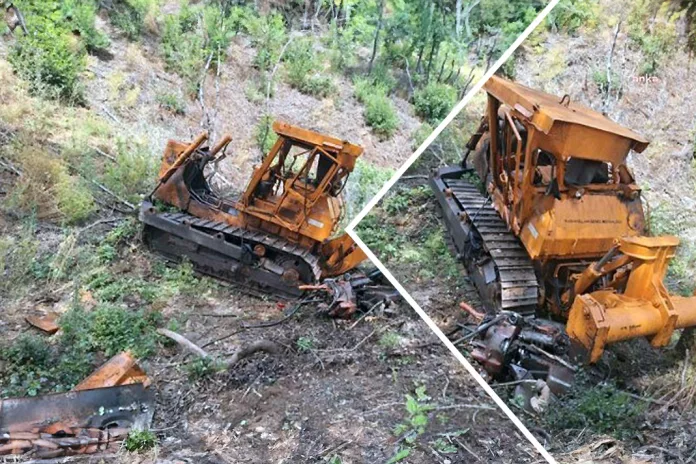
[346,2,562,463]
[347,0,560,232]
[346,232,558,464]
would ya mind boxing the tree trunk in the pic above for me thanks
[456,0,462,38]
[368,0,385,75]
[425,34,440,84]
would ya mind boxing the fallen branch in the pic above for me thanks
[0,157,22,176]
[157,328,280,370]
[158,328,209,358]
[227,340,280,368]
[90,180,136,210]
[92,146,116,162]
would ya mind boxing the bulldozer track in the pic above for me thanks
[432,168,539,314]
[140,202,322,299]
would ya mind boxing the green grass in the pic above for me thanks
[124,429,157,452]
[544,382,645,439]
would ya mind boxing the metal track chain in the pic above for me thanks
[444,178,539,311]
[159,211,323,281]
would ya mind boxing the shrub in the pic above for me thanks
[89,305,160,357]
[161,9,207,93]
[244,12,287,71]
[102,139,157,204]
[55,174,96,224]
[326,22,355,72]
[0,223,40,297]
[9,21,86,102]
[283,38,335,97]
[544,382,645,439]
[627,0,679,75]
[413,83,456,124]
[255,114,278,153]
[546,0,600,33]
[156,92,186,115]
[344,160,394,220]
[364,94,399,138]
[109,0,157,40]
[353,76,390,104]
[61,0,111,52]
[125,430,157,452]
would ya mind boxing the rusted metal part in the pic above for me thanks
[0,427,128,458]
[460,301,485,321]
[0,384,154,434]
[469,314,575,398]
[300,279,357,318]
[25,313,59,335]
[74,351,150,391]
[300,269,400,319]
[0,383,153,456]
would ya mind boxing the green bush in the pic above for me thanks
[544,383,645,439]
[102,139,157,204]
[627,0,679,75]
[161,8,207,93]
[109,0,155,40]
[546,0,600,33]
[353,76,390,104]
[344,160,394,220]
[0,224,39,297]
[255,114,278,153]
[125,430,157,452]
[413,83,456,124]
[326,22,356,71]
[364,94,399,138]
[9,21,86,102]
[283,38,335,97]
[156,92,186,115]
[56,174,96,224]
[89,305,161,357]
[244,12,286,71]
[61,0,110,52]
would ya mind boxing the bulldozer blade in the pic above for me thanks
[0,383,154,433]
[74,351,151,391]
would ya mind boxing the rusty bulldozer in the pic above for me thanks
[431,76,696,395]
[140,121,387,315]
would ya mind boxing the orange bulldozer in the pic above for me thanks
[139,121,368,301]
[431,76,696,393]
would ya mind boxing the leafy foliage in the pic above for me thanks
[547,0,601,33]
[124,430,157,452]
[255,114,278,153]
[102,139,157,204]
[364,94,399,138]
[244,12,287,71]
[9,12,86,102]
[108,0,157,40]
[343,160,394,221]
[413,83,456,124]
[627,0,680,75]
[283,38,335,97]
[392,385,435,455]
[544,382,645,439]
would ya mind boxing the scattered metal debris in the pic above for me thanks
[74,351,151,391]
[25,313,60,335]
[0,384,153,457]
[0,354,153,458]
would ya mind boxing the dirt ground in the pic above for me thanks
[0,216,546,464]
